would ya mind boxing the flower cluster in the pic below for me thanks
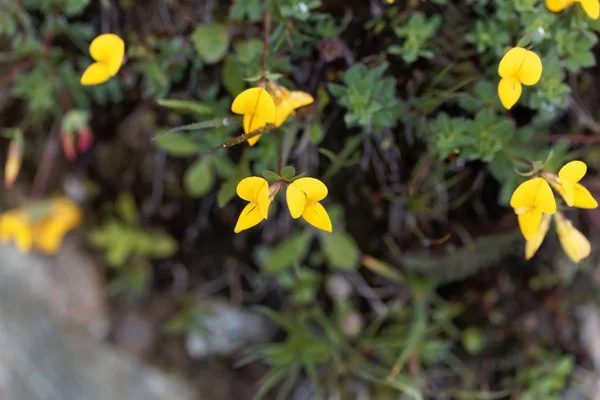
[234,176,332,234]
[0,197,83,254]
[510,161,597,263]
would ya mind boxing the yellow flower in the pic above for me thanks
[549,160,598,209]
[0,210,33,253]
[554,212,591,263]
[0,197,82,254]
[231,88,276,146]
[510,177,556,240]
[81,33,125,86]
[243,82,314,146]
[546,0,599,19]
[497,47,542,109]
[33,198,83,253]
[525,214,552,260]
[286,177,332,232]
[234,177,272,233]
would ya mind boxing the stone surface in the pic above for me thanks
[0,241,194,400]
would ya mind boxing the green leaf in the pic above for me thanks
[321,231,360,270]
[154,133,200,157]
[157,99,216,116]
[148,232,178,258]
[217,177,238,207]
[263,233,312,272]
[191,24,230,64]
[262,170,282,181]
[115,192,139,225]
[184,158,215,197]
[222,56,245,97]
[280,165,296,179]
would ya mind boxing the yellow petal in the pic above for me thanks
[511,178,553,210]
[572,183,598,209]
[555,214,591,263]
[90,33,125,63]
[561,181,576,207]
[243,113,271,135]
[237,177,268,203]
[546,0,575,12]
[516,51,542,86]
[291,177,328,202]
[256,181,271,219]
[580,0,600,19]
[286,181,307,219]
[559,160,587,184]
[34,221,66,254]
[80,62,111,85]
[247,134,261,146]
[274,102,295,128]
[274,91,314,127]
[499,47,527,78]
[525,214,551,260]
[518,209,543,241]
[498,77,522,110]
[302,201,332,233]
[231,88,276,129]
[234,202,265,233]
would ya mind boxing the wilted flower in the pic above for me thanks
[234,177,272,233]
[497,47,542,109]
[81,33,125,85]
[510,177,556,240]
[555,212,591,263]
[231,88,276,146]
[546,0,599,19]
[525,214,552,260]
[286,177,332,232]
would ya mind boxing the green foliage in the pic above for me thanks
[517,348,574,400]
[389,12,441,63]
[88,193,177,294]
[328,63,399,132]
[191,24,230,65]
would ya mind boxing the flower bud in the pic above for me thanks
[77,126,94,153]
[61,131,77,162]
[4,138,22,189]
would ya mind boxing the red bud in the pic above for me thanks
[77,126,94,153]
[61,131,77,162]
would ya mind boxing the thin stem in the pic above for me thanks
[504,151,533,170]
[260,0,271,74]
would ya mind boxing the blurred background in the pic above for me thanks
[1,0,600,399]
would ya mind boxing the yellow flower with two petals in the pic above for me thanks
[0,197,83,254]
[548,160,598,208]
[546,0,599,19]
[497,47,543,109]
[81,34,125,85]
[234,176,332,233]
[286,178,332,233]
[231,88,276,146]
[510,177,556,240]
[234,177,272,233]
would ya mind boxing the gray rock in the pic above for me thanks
[0,242,194,400]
